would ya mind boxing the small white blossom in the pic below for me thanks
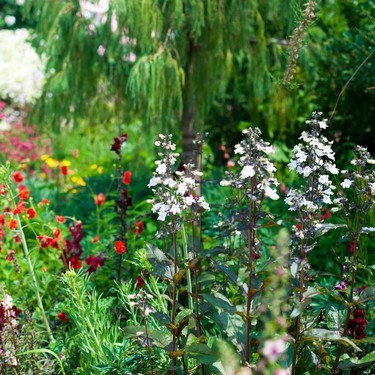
[261,338,287,362]
[240,165,255,179]
[341,179,353,189]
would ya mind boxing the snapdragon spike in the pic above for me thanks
[148,134,209,229]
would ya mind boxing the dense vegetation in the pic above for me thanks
[0,0,374,374]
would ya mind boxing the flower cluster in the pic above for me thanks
[348,308,368,340]
[286,113,338,213]
[220,127,279,201]
[0,293,22,367]
[0,29,44,105]
[148,134,209,226]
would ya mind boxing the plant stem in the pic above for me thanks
[332,212,360,372]
[16,214,54,343]
[181,224,193,311]
[245,194,255,363]
[171,231,178,372]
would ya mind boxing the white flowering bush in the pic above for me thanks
[0,29,44,105]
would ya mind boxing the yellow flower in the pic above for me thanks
[90,164,98,170]
[97,166,104,174]
[40,154,50,161]
[71,176,86,186]
[45,157,59,168]
[60,160,71,167]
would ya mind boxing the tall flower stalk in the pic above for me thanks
[332,145,375,371]
[220,127,279,363]
[285,113,338,374]
[148,134,209,372]
[0,164,54,343]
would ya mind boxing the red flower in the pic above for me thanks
[53,228,61,239]
[92,235,99,243]
[132,220,145,236]
[110,133,128,154]
[114,240,126,254]
[37,235,59,249]
[6,250,16,262]
[57,311,69,323]
[8,219,17,230]
[13,201,26,215]
[0,184,7,196]
[0,214,4,226]
[60,165,68,176]
[26,208,37,219]
[85,254,105,273]
[348,308,368,339]
[55,215,65,223]
[94,193,106,206]
[136,276,145,288]
[38,198,50,207]
[69,257,82,269]
[12,171,24,184]
[18,185,30,200]
[123,171,132,185]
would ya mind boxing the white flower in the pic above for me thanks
[240,165,255,179]
[220,180,231,187]
[318,175,330,185]
[341,179,353,188]
[264,186,279,200]
[170,203,181,215]
[156,162,167,175]
[4,15,16,26]
[325,163,339,174]
[148,176,161,187]
[369,182,375,195]
[183,195,195,206]
[234,144,245,154]
[318,120,328,129]
[197,196,210,210]
[176,182,188,195]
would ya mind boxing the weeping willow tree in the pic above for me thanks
[25,0,301,161]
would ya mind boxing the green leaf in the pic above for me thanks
[122,326,170,347]
[360,227,375,234]
[185,342,219,364]
[200,292,237,314]
[146,244,175,280]
[315,223,346,237]
[358,285,375,302]
[304,329,361,351]
[338,351,375,369]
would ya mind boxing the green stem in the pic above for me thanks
[16,214,54,343]
[181,225,193,311]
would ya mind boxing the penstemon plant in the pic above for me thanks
[147,133,210,373]
[220,127,280,364]
[285,113,339,374]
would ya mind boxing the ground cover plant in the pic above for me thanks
[0,105,374,374]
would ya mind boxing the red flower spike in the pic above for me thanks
[114,240,126,254]
[57,312,70,323]
[0,214,5,226]
[26,208,37,219]
[136,276,145,288]
[94,193,106,206]
[123,171,132,185]
[18,185,30,200]
[92,235,99,243]
[60,165,68,176]
[55,215,65,223]
[12,171,24,184]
